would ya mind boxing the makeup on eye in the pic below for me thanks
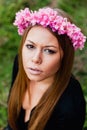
[26,44,35,49]
[26,43,57,54]
[43,49,56,54]
[25,39,58,53]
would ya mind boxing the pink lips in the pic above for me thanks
[28,68,42,75]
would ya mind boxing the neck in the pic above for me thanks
[30,77,54,93]
[22,77,54,111]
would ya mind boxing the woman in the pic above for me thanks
[8,7,86,130]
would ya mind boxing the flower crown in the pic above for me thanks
[13,7,86,50]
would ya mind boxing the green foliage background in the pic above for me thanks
[0,0,87,129]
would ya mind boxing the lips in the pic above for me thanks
[28,67,42,75]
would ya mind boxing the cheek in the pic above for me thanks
[44,57,61,75]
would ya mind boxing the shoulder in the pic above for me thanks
[57,75,86,113]
[66,75,84,97]
[50,75,86,129]
[62,75,85,99]
[66,75,86,106]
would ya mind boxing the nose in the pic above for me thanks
[32,49,42,64]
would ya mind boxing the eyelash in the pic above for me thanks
[26,44,35,49]
[44,49,56,54]
[26,44,56,54]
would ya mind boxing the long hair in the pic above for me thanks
[8,8,74,130]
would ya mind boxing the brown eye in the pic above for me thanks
[26,44,35,49]
[43,49,56,54]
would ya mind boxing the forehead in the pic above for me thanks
[25,26,59,47]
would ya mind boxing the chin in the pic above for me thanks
[27,75,44,82]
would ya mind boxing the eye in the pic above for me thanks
[26,44,35,49]
[44,49,56,54]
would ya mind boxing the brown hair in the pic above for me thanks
[8,7,74,130]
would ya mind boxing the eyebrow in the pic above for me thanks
[28,40,35,44]
[27,40,58,48]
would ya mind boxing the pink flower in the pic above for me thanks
[13,7,86,50]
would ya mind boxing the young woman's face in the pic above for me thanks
[22,26,63,82]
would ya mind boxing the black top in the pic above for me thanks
[7,55,86,130]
